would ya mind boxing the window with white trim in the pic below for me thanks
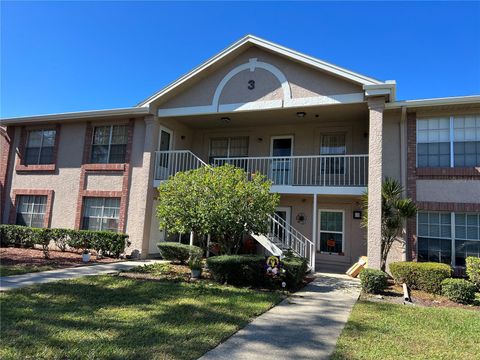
[417,114,480,168]
[25,129,56,165]
[15,195,47,228]
[320,133,346,174]
[209,137,248,164]
[82,197,120,232]
[418,211,480,267]
[91,125,128,164]
[319,210,344,254]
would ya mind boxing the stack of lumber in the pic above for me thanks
[346,256,368,278]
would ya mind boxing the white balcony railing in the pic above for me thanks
[213,154,368,187]
[154,150,208,181]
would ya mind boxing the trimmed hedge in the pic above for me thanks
[157,242,203,264]
[0,224,130,258]
[359,268,388,294]
[206,255,264,286]
[441,278,476,304]
[389,261,452,294]
[282,256,308,290]
[206,254,307,290]
[466,257,480,291]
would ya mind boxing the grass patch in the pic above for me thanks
[332,300,480,360]
[0,264,56,277]
[0,275,282,359]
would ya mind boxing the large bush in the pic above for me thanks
[466,257,480,290]
[0,224,129,258]
[206,255,264,286]
[441,278,476,304]
[359,268,388,294]
[157,165,279,254]
[157,242,203,264]
[389,261,452,294]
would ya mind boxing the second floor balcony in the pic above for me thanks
[154,150,368,195]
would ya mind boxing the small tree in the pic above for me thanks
[361,178,417,271]
[156,165,279,254]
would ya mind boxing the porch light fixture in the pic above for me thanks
[221,117,231,124]
[296,111,306,118]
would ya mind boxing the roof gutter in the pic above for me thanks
[0,107,151,125]
[385,95,480,110]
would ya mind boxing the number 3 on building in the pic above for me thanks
[248,80,255,90]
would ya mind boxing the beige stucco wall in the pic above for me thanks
[382,110,402,181]
[158,47,363,109]
[8,123,85,228]
[278,194,366,269]
[85,173,123,191]
[187,117,368,161]
[417,180,480,203]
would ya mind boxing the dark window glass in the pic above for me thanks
[90,125,128,164]
[24,129,56,165]
[82,197,120,232]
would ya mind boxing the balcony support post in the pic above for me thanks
[367,97,385,270]
[312,193,318,271]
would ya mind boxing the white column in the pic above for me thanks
[367,97,385,269]
[190,231,194,246]
[312,193,317,271]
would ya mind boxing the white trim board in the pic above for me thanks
[157,92,365,117]
[138,34,383,107]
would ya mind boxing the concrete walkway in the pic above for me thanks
[199,272,360,360]
[0,259,166,291]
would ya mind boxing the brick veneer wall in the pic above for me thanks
[9,189,54,228]
[74,120,134,232]
[0,126,15,223]
[15,124,61,172]
[406,111,480,261]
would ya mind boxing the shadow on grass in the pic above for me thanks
[0,276,281,360]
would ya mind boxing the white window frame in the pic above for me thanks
[416,211,480,267]
[318,209,345,254]
[158,126,174,151]
[82,197,121,232]
[91,124,128,164]
[270,135,294,157]
[15,195,47,227]
[416,114,480,168]
[209,136,249,160]
[25,128,56,165]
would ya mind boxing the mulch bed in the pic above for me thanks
[361,280,479,311]
[0,247,119,268]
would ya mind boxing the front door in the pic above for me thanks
[270,136,293,185]
[273,206,291,246]
[157,127,173,180]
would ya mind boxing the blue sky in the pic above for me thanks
[1,1,479,118]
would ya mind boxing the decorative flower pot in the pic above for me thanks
[82,252,91,263]
[191,269,202,279]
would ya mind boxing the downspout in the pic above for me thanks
[400,106,408,261]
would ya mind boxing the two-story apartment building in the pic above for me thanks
[1,35,479,272]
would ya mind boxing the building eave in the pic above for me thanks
[385,95,480,109]
[0,107,151,126]
[137,34,385,108]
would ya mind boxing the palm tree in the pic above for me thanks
[361,178,417,271]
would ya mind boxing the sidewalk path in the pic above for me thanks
[199,272,360,360]
[0,259,166,291]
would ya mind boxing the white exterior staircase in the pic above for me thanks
[154,150,315,270]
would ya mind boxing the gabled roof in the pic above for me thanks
[137,34,385,107]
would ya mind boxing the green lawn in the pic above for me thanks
[332,300,480,360]
[0,263,56,277]
[0,275,282,360]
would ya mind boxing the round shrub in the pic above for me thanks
[206,255,264,286]
[359,268,388,294]
[441,278,476,304]
[282,256,308,291]
[465,257,480,291]
[157,242,202,264]
[389,262,452,294]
